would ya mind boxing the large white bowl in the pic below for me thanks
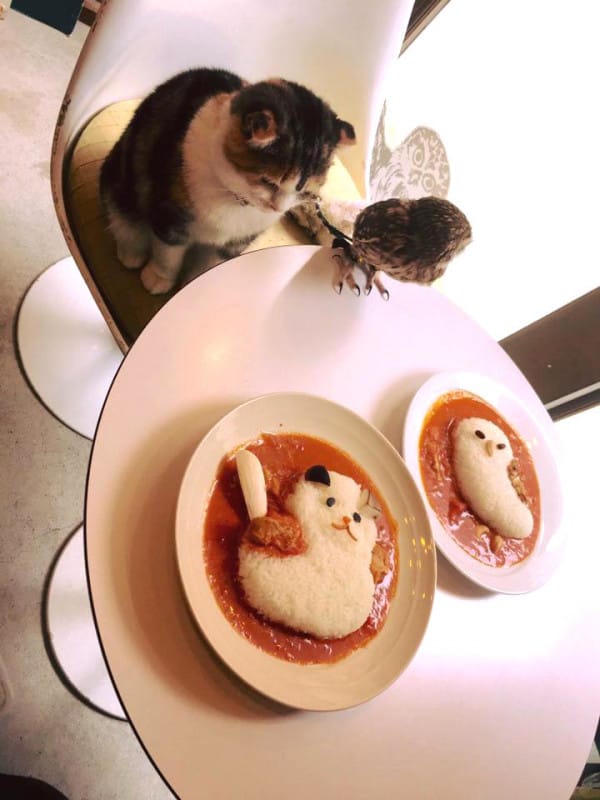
[176,391,436,711]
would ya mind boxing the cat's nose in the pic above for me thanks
[485,440,495,456]
[342,515,351,525]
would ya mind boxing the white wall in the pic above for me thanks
[384,0,599,339]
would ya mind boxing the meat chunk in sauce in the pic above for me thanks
[244,510,305,555]
[370,541,391,584]
[507,459,529,504]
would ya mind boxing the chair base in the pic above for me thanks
[16,257,123,439]
[45,526,126,721]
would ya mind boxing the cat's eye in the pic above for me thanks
[497,443,506,450]
[326,497,336,507]
[475,430,485,439]
[353,512,361,523]
[260,177,278,191]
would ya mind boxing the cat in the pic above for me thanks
[99,68,356,294]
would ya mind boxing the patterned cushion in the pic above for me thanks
[370,120,450,202]
[65,100,360,347]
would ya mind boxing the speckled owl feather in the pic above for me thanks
[289,195,472,297]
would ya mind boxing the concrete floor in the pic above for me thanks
[0,9,172,799]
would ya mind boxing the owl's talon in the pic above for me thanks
[342,277,360,296]
[331,246,361,297]
[342,268,361,296]
[371,271,389,300]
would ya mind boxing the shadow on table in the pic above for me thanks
[435,552,493,599]
[371,370,433,455]
[262,246,364,363]
[103,399,297,723]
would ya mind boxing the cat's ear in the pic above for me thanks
[242,110,278,148]
[336,120,356,147]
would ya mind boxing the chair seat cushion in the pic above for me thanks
[65,100,361,347]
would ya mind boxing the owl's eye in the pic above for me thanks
[353,512,361,523]
[475,430,485,439]
[326,497,336,507]
[497,443,506,450]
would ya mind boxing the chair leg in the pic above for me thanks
[17,261,127,717]
[44,525,126,721]
[16,257,123,440]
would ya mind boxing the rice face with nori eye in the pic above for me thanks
[238,471,377,639]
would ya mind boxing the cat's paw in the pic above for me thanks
[140,263,175,295]
[117,246,148,270]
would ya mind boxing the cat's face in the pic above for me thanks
[221,79,355,213]
[219,167,311,215]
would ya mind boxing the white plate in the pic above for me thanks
[402,372,565,594]
[176,392,436,711]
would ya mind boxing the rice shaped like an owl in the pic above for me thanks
[238,466,378,639]
[451,417,533,540]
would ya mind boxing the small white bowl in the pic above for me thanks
[402,371,565,594]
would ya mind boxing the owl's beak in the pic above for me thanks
[485,440,495,457]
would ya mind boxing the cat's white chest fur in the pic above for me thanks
[182,98,280,246]
[191,195,279,246]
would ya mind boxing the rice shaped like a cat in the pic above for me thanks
[238,469,378,639]
[451,417,533,540]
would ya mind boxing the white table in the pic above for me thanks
[86,245,599,800]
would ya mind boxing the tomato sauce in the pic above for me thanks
[419,391,540,568]
[204,433,398,664]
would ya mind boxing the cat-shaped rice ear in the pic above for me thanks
[242,109,278,148]
[304,465,331,486]
[336,120,356,147]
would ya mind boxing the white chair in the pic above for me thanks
[17,0,415,438]
[17,0,415,716]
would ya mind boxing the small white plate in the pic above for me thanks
[176,392,436,711]
[402,371,565,594]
